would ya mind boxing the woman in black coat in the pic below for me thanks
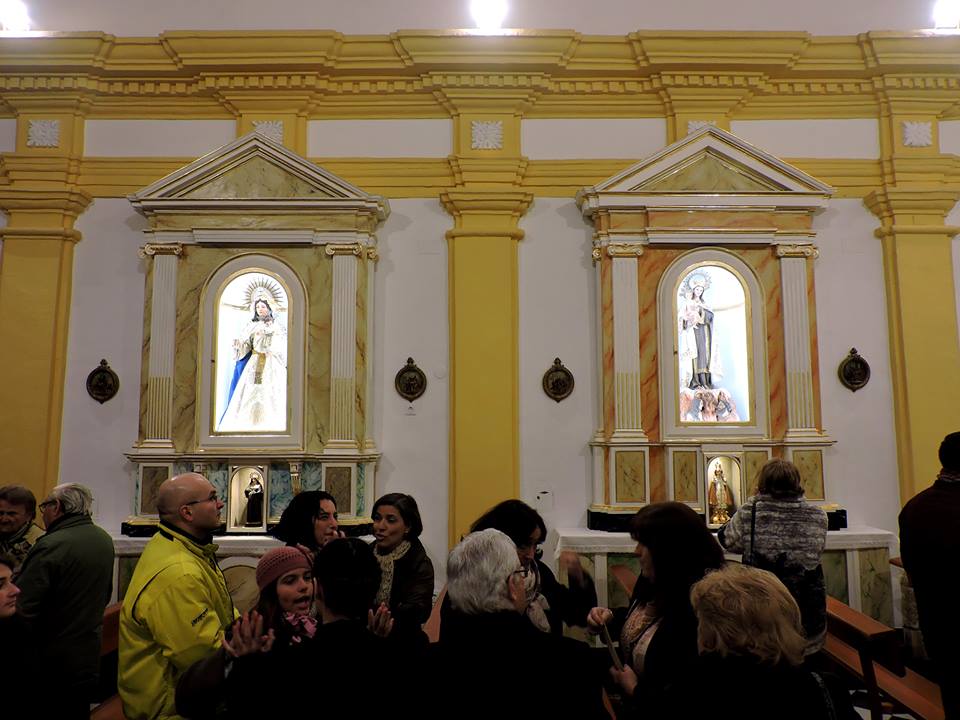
[371,493,434,644]
[588,502,725,711]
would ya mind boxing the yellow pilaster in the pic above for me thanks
[438,87,534,544]
[0,98,92,501]
[864,187,960,503]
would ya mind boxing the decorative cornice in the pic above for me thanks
[138,242,184,258]
[775,243,820,258]
[6,32,960,120]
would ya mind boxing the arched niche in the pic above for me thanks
[657,249,768,440]
[197,254,307,449]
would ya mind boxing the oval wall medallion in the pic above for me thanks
[838,348,870,392]
[542,358,574,402]
[395,357,427,402]
[87,359,120,403]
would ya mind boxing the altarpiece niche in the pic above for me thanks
[123,131,389,536]
[577,126,835,531]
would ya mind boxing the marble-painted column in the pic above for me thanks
[325,243,361,451]
[610,245,648,441]
[138,243,183,450]
[363,243,378,452]
[777,244,820,441]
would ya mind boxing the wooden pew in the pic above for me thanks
[823,595,944,720]
[90,603,126,720]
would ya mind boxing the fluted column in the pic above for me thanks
[325,243,362,451]
[610,245,648,441]
[138,243,183,449]
[777,244,820,441]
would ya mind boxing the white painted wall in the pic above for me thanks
[814,199,900,533]
[371,199,450,585]
[60,199,147,527]
[22,0,938,35]
[730,120,881,159]
[522,119,667,160]
[0,119,15,153]
[518,198,598,544]
[84,120,237,157]
[308,120,452,158]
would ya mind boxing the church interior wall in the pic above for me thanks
[370,199,451,583]
[814,200,900,534]
[59,198,146,529]
[518,198,598,540]
[84,120,237,158]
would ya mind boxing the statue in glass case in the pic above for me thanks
[244,473,264,527]
[676,265,750,424]
[708,464,736,525]
[217,275,288,432]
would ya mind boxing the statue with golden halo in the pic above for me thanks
[218,276,288,432]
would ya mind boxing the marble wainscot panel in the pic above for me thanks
[821,549,849,604]
[556,526,897,623]
[301,462,323,491]
[269,463,293,519]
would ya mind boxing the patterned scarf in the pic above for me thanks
[938,468,960,483]
[523,564,552,633]
[283,612,317,645]
[374,539,411,607]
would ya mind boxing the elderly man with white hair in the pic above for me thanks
[17,482,114,719]
[429,528,604,718]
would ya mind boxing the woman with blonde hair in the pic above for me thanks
[655,564,852,720]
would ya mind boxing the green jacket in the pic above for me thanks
[16,513,115,692]
[119,523,237,720]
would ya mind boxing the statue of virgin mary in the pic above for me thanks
[218,279,288,432]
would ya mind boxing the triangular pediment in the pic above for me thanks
[129,132,388,219]
[637,149,786,193]
[578,126,832,216]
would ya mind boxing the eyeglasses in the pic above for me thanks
[512,566,530,579]
[38,500,56,510]
[183,494,219,508]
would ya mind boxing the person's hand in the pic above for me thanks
[367,603,394,637]
[559,551,586,585]
[222,611,275,658]
[586,606,613,634]
[610,664,638,696]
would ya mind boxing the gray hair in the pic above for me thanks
[447,528,519,616]
[47,483,94,516]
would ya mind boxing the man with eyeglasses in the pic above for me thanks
[15,483,114,719]
[119,472,238,720]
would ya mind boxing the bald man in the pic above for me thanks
[119,473,237,720]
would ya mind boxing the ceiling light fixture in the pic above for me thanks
[470,0,508,32]
[933,0,960,28]
[0,0,30,31]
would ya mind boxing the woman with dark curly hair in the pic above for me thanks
[270,490,342,552]
[587,502,725,711]
[371,493,434,643]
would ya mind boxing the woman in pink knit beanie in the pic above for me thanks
[254,545,317,646]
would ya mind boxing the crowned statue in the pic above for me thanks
[217,276,289,432]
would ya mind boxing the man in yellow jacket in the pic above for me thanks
[119,473,238,720]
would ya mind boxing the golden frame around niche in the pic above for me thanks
[672,259,755,428]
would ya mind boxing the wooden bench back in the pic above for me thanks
[101,602,122,656]
[826,596,904,676]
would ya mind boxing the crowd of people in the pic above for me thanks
[1,437,959,719]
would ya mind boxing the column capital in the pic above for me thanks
[138,242,184,258]
[864,187,960,238]
[775,243,819,259]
